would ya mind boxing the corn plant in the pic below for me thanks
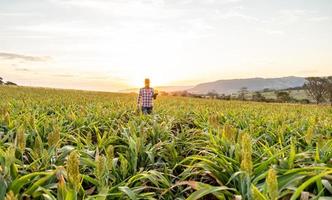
[0,85,331,199]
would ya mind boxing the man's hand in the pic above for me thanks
[153,89,159,99]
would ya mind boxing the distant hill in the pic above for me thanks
[120,86,193,93]
[188,76,306,94]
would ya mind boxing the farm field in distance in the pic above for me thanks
[0,86,332,200]
[259,89,312,101]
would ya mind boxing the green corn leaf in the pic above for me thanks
[290,170,332,200]
[65,188,77,200]
[9,172,52,194]
[119,186,138,200]
[0,175,7,200]
[251,185,267,200]
[26,172,55,195]
[322,180,332,194]
[186,184,233,200]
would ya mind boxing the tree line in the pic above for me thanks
[0,77,18,86]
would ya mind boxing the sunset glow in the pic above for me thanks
[1,0,332,91]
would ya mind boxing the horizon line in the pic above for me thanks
[1,74,330,93]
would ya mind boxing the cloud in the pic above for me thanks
[50,0,242,7]
[308,16,330,22]
[15,68,31,72]
[219,11,259,22]
[52,74,113,80]
[0,52,51,62]
[83,75,111,80]
[263,29,285,36]
[53,74,75,78]
[215,6,261,23]
[0,12,41,17]
[275,9,331,25]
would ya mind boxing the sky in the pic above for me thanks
[1,0,332,91]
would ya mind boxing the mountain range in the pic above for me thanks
[188,76,306,94]
[121,76,307,94]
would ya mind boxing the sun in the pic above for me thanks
[128,72,172,88]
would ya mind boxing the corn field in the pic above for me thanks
[0,86,332,200]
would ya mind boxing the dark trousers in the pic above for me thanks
[142,107,153,114]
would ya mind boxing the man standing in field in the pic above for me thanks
[137,78,157,114]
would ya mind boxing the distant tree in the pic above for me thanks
[287,86,305,91]
[217,93,231,100]
[325,76,332,106]
[192,94,203,98]
[223,95,231,100]
[0,77,3,85]
[263,88,271,92]
[299,99,310,104]
[207,90,218,98]
[275,91,291,102]
[252,91,266,102]
[238,87,248,101]
[304,77,327,104]
[5,81,17,86]
[217,93,225,99]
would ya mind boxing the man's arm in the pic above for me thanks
[153,88,158,99]
[137,89,142,107]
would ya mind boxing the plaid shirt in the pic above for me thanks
[137,87,154,108]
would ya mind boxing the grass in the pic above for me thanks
[0,85,332,200]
